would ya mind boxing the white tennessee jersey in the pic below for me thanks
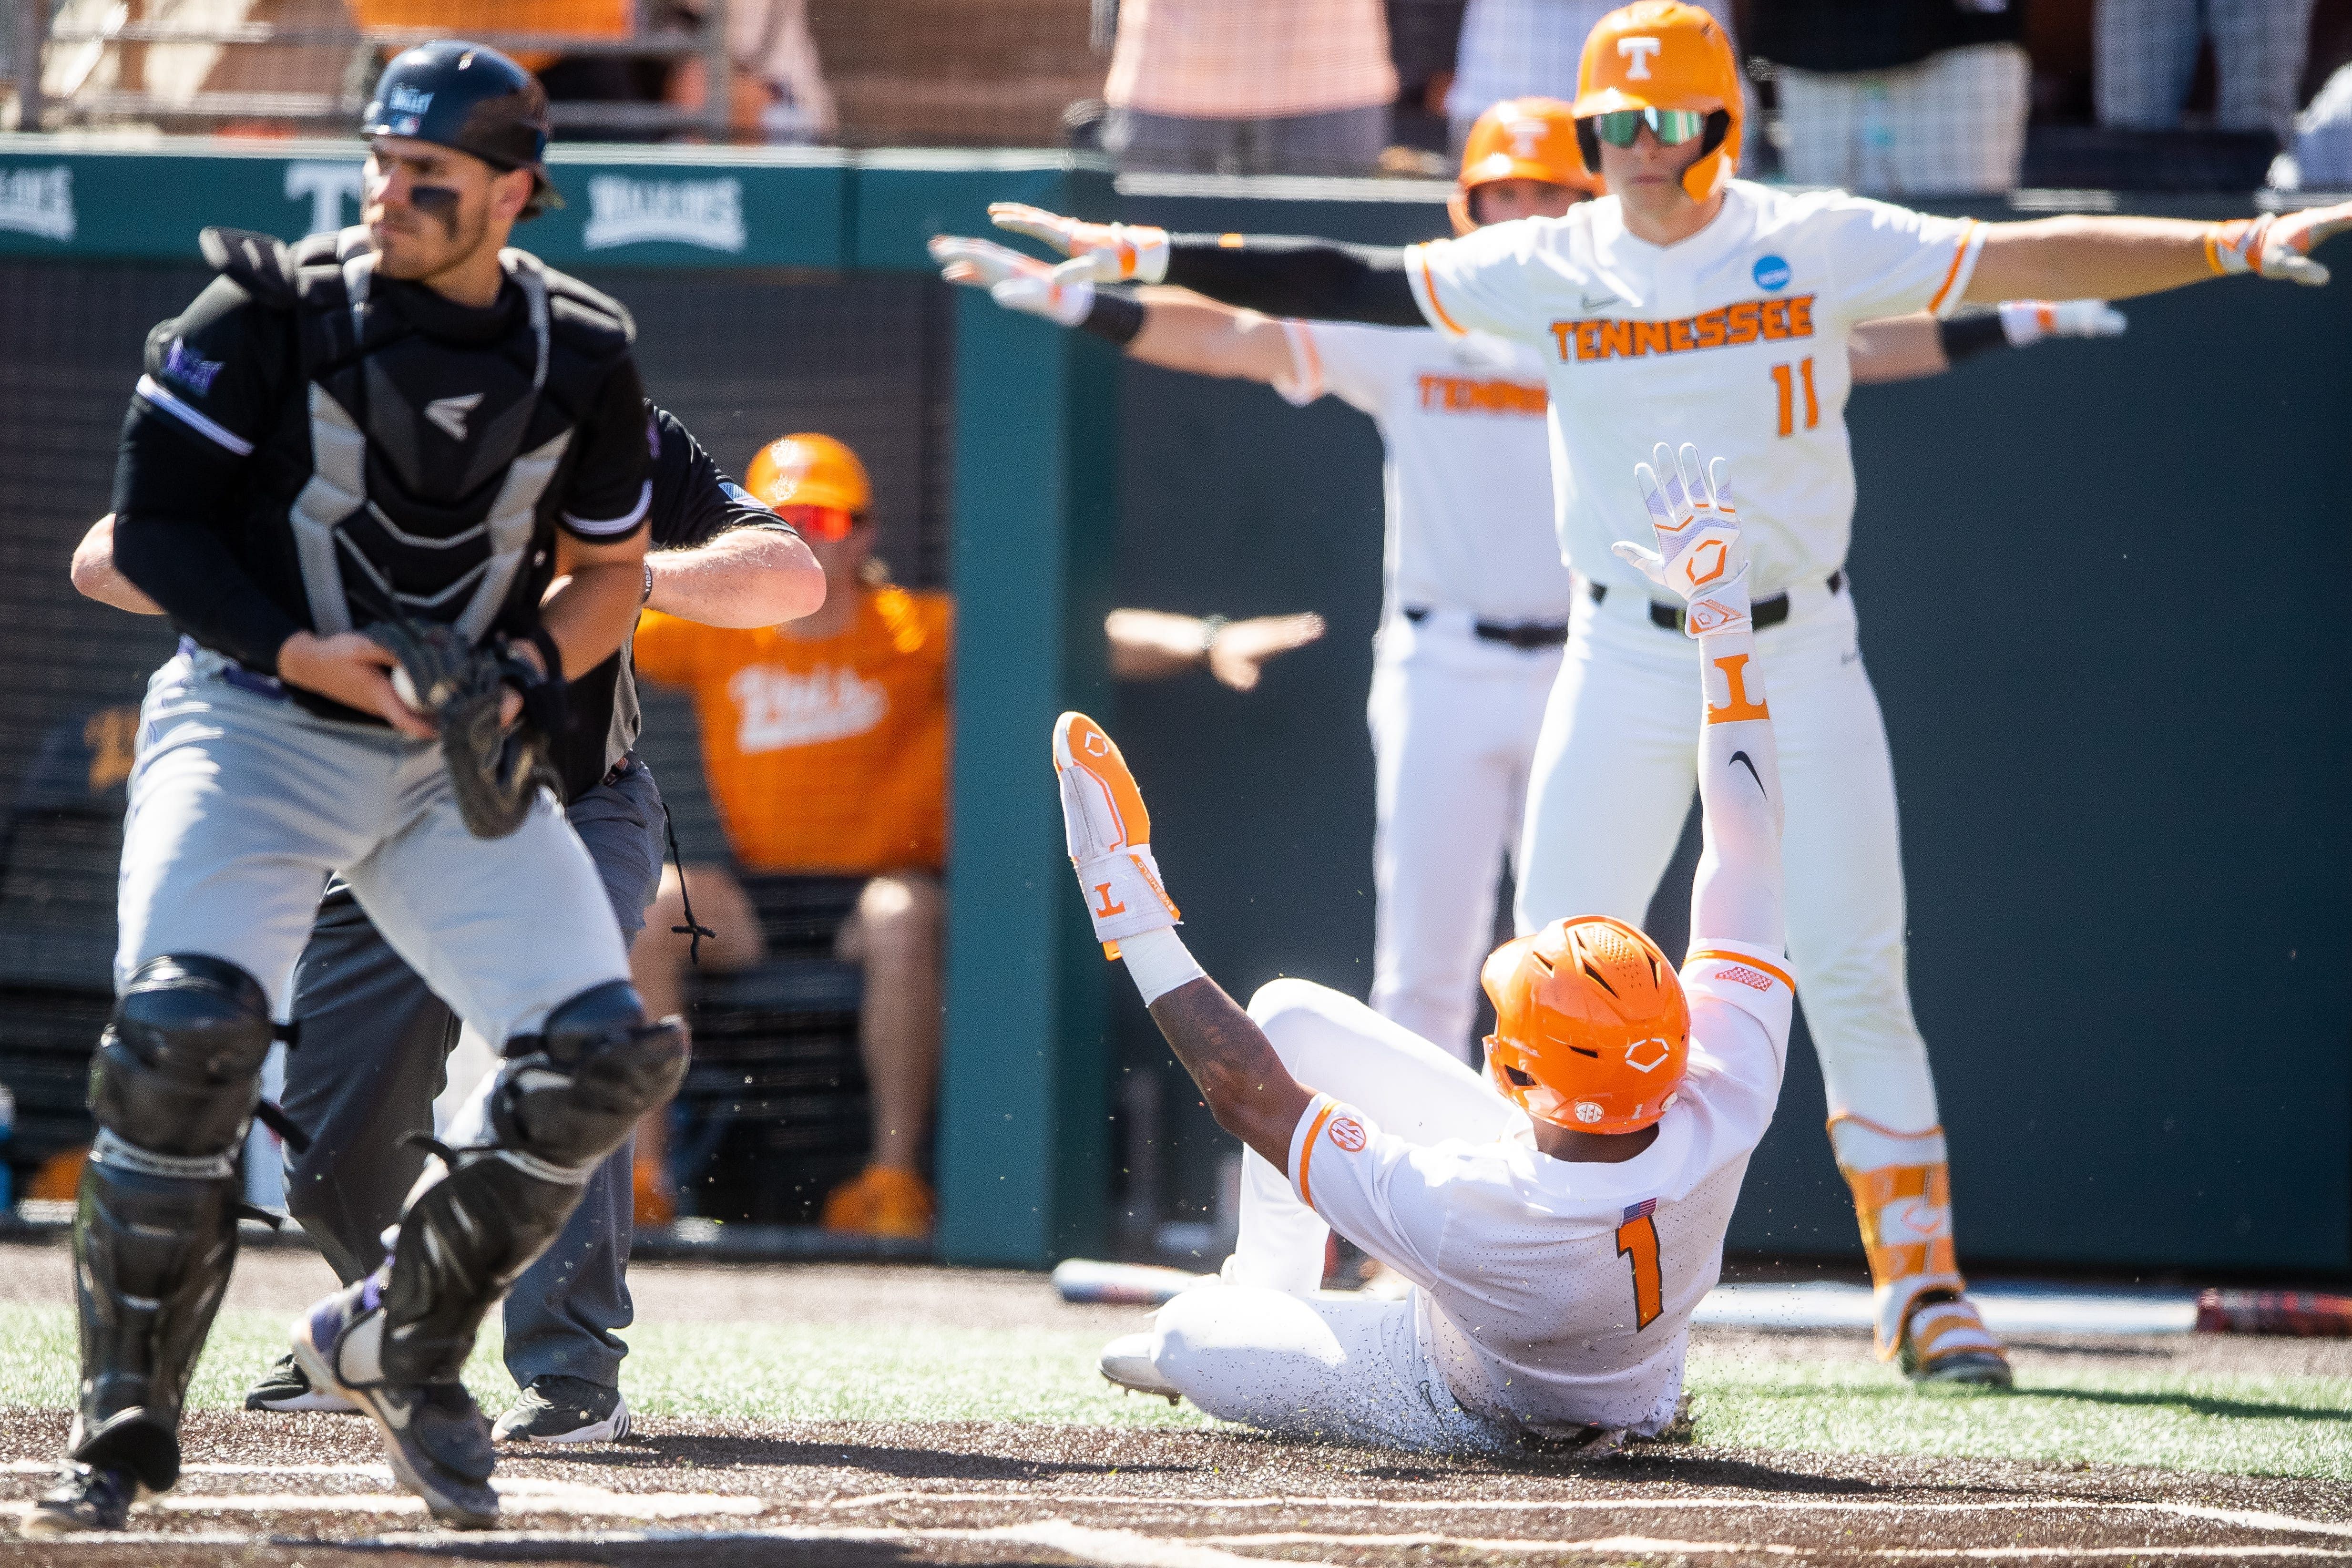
[1285,939,1795,1437]
[1402,181,1987,598]
[1272,321,1577,626]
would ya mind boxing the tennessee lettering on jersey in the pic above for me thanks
[726,664,890,752]
[1548,296,1817,365]
[1414,373,1547,415]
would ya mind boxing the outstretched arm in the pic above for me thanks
[1964,201,2352,303]
[1848,300,2128,385]
[645,526,824,628]
[1612,444,1785,952]
[1051,711,1314,1171]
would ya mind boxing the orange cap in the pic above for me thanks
[1573,1,1744,202]
[1449,96,1599,235]
[1481,917,1690,1134]
[745,432,872,514]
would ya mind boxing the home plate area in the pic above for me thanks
[1,1251,2347,1566]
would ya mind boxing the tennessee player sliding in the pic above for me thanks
[1055,441,1786,1452]
[936,99,2117,1067]
[982,0,2352,1385]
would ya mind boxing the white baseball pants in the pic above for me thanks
[1366,613,1561,1061]
[1148,980,1517,1454]
[1513,579,1941,1136]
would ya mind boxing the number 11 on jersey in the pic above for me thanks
[1770,357,1819,438]
[1616,1207,1663,1331]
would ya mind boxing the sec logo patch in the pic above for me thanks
[1753,254,1791,291]
[1327,1116,1368,1152]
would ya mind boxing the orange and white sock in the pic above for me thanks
[1827,1114,1969,1359]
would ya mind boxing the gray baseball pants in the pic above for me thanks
[278,760,665,1389]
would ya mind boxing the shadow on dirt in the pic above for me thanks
[2015,1386,2351,1423]
[536,1435,1195,1481]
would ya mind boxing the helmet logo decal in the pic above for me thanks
[424,392,484,441]
[389,84,434,115]
[1506,119,1547,159]
[1617,37,1663,79]
[1574,1101,1604,1124]
[1328,1116,1368,1152]
[1625,1037,1672,1073]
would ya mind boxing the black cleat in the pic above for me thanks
[292,1281,499,1529]
[20,1464,140,1536]
[493,1375,632,1443]
[245,1349,360,1413]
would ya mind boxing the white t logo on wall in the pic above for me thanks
[286,162,364,237]
[1617,36,1663,79]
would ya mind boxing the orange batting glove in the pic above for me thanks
[2206,200,2352,285]
[989,202,1170,284]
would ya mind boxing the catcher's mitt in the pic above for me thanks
[363,619,563,840]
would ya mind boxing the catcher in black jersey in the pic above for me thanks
[71,404,822,1445]
[30,42,691,1535]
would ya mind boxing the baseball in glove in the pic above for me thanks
[363,619,567,840]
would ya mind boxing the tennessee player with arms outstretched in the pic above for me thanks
[935,102,2116,1062]
[1053,442,1788,1452]
[969,1,2352,1384]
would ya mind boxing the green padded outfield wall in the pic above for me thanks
[1107,180,2352,1277]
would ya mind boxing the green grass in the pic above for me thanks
[4,1304,2343,1478]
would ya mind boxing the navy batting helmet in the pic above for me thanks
[361,40,561,214]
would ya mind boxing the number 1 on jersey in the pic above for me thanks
[1770,357,1819,438]
[1616,1213,1663,1331]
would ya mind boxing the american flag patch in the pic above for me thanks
[1623,1198,1657,1222]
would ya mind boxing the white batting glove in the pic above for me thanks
[929,235,1097,327]
[1053,711,1180,947]
[2207,201,2352,286]
[1613,442,1751,638]
[1996,298,2127,345]
[989,202,1171,284]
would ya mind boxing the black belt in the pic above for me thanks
[1403,607,1570,649]
[1589,571,1843,633]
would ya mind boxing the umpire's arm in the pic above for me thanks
[71,514,162,615]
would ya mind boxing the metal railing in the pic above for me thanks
[10,0,732,138]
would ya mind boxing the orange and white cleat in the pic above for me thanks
[1052,712,1179,957]
[820,1165,936,1240]
[1830,1113,2013,1388]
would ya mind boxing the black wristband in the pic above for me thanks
[1081,289,1146,348]
[1938,309,2009,365]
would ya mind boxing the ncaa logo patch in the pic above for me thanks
[1327,1116,1368,1152]
[1753,254,1792,291]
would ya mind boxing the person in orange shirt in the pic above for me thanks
[633,433,952,1239]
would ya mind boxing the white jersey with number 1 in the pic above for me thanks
[1403,180,1986,598]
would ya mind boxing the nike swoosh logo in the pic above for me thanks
[1730,750,1765,795]
[1579,292,1619,312]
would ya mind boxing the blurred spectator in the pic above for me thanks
[667,0,838,143]
[2271,58,2352,186]
[1100,0,1399,175]
[2097,0,2315,145]
[1388,0,1470,152]
[633,433,951,1240]
[1750,0,2028,195]
[1444,0,1620,148]
[354,0,658,141]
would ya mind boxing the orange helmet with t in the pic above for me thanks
[1573,1,1744,202]
[1481,916,1690,1134]
[1448,96,1599,236]
[746,432,871,512]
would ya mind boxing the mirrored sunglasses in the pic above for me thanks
[778,503,859,542]
[1590,107,1709,148]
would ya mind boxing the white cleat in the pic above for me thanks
[1098,1332,1182,1404]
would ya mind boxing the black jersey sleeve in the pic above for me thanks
[644,402,794,550]
[1163,233,1425,326]
[111,276,306,672]
[555,355,654,544]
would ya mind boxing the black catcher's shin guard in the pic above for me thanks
[369,982,687,1385]
[72,956,273,1492]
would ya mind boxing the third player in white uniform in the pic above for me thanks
[1054,441,1789,1450]
[959,0,2352,1382]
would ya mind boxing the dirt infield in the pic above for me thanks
[2,1245,2347,1566]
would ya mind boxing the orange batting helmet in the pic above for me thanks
[745,432,871,540]
[1482,916,1690,1134]
[1573,1,1744,202]
[1448,96,1599,236]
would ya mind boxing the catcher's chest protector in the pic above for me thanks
[217,225,614,643]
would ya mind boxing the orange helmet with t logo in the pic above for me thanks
[1482,916,1690,1134]
[1449,96,1599,236]
[1573,1,1744,202]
